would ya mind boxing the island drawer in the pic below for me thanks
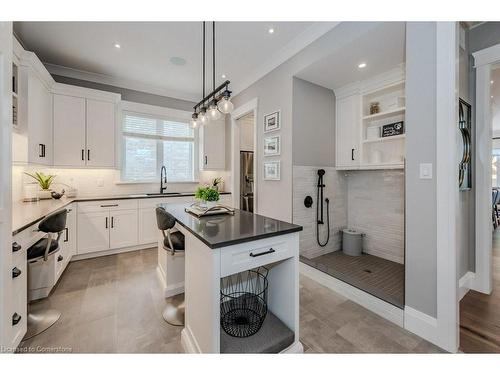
[78,199,138,213]
[220,235,295,277]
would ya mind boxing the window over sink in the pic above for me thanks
[121,104,198,183]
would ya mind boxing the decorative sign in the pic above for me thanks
[381,121,405,137]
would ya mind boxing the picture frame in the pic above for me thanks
[264,110,281,133]
[263,160,280,181]
[264,135,281,156]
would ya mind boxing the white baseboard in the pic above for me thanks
[156,265,184,298]
[280,341,304,353]
[181,327,201,353]
[299,262,404,327]
[72,242,155,261]
[459,271,475,300]
[404,306,439,347]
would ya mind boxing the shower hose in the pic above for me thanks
[316,170,330,247]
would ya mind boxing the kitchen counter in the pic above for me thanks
[161,203,303,249]
[12,192,230,235]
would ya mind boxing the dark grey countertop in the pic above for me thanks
[160,203,302,249]
[12,192,230,235]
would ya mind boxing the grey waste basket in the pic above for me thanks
[342,229,364,256]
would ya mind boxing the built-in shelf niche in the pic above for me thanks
[361,80,405,167]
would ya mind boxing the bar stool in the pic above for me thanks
[25,208,67,340]
[156,207,185,326]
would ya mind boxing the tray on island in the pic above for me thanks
[185,204,235,217]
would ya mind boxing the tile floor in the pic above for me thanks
[20,248,442,353]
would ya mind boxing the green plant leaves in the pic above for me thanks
[24,171,56,190]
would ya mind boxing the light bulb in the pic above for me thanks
[190,113,199,129]
[208,102,222,121]
[199,108,209,125]
[217,96,234,114]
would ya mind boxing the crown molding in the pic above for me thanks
[229,22,340,96]
[44,63,199,103]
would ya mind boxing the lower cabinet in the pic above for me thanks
[138,207,159,245]
[109,209,138,249]
[77,211,110,254]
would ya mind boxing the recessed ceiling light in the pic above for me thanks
[114,43,121,49]
[358,62,367,69]
[268,28,275,34]
[170,56,187,66]
[491,80,495,84]
[221,74,226,79]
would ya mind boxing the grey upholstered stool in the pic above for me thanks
[25,208,67,340]
[156,207,185,326]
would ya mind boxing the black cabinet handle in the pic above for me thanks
[81,149,85,161]
[12,313,21,326]
[39,144,45,158]
[105,217,108,229]
[111,216,114,228]
[57,255,63,262]
[87,149,90,161]
[351,148,355,161]
[64,227,69,242]
[12,242,21,252]
[100,204,119,208]
[12,267,22,278]
[249,248,276,258]
[205,155,208,165]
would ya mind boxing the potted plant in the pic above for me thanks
[24,172,56,200]
[211,177,223,191]
[195,186,220,209]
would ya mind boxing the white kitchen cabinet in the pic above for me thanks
[53,94,86,166]
[86,99,116,167]
[138,207,159,245]
[200,117,225,170]
[109,209,138,249]
[52,87,119,168]
[77,211,110,254]
[335,94,360,169]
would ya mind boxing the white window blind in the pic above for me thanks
[122,111,197,182]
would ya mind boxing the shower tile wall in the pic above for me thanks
[292,166,347,259]
[347,170,405,264]
[293,166,405,264]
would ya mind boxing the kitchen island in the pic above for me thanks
[160,203,303,354]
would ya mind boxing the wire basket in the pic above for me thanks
[220,267,269,338]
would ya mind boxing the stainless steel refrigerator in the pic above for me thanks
[240,151,254,212]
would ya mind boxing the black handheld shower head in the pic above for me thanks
[317,169,326,177]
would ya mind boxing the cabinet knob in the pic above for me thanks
[12,313,21,326]
[12,242,21,252]
[57,255,63,262]
[12,267,22,278]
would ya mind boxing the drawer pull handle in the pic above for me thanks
[64,227,69,242]
[12,267,22,278]
[249,248,276,258]
[100,204,119,207]
[12,242,21,252]
[57,255,64,262]
[12,313,21,326]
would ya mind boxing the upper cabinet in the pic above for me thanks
[53,89,119,168]
[334,67,406,170]
[200,117,226,170]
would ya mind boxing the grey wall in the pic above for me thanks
[292,77,335,167]
[51,74,195,111]
[232,22,383,221]
[469,22,500,53]
[405,22,438,318]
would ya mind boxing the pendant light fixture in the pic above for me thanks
[190,21,232,128]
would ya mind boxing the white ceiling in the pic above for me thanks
[14,22,337,102]
[492,67,500,134]
[295,22,406,91]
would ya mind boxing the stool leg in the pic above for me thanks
[162,293,185,326]
[24,307,61,340]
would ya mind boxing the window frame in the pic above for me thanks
[120,101,199,184]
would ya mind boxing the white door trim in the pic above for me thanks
[230,98,258,211]
[472,43,499,294]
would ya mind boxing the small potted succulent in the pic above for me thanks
[24,171,56,200]
[195,185,220,209]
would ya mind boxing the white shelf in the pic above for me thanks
[362,107,405,121]
[363,134,406,144]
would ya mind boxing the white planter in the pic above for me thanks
[38,189,52,200]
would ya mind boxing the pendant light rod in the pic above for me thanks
[212,21,215,99]
[202,21,205,99]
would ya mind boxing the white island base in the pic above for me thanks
[176,226,302,354]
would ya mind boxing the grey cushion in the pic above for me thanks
[163,231,185,251]
[28,238,59,260]
[220,309,295,353]
[156,207,176,230]
[39,209,67,233]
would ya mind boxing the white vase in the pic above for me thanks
[206,201,218,209]
[38,189,52,200]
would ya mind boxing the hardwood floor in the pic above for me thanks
[459,230,500,353]
[19,248,441,353]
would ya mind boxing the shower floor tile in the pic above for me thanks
[300,251,404,308]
